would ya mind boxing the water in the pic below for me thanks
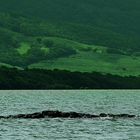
[0,90,139,140]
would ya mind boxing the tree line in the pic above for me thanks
[0,67,139,89]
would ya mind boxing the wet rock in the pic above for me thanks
[67,112,80,118]
[29,112,44,119]
[128,115,136,118]
[100,113,108,117]
[118,114,135,118]
[91,115,100,118]
[42,110,62,118]
[108,114,116,118]
[0,116,5,119]
[60,112,70,118]
[13,114,26,118]
[0,110,138,119]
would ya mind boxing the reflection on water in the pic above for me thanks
[0,90,140,140]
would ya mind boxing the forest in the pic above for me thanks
[0,67,139,89]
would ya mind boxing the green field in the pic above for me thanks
[17,42,31,55]
[0,1,140,77]
[29,51,140,76]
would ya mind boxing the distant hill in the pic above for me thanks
[0,0,140,76]
[0,0,140,50]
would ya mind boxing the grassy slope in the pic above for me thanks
[0,23,139,76]
[0,11,139,76]
[29,48,140,76]
[0,20,139,76]
[17,42,31,55]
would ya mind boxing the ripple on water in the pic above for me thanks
[0,90,139,140]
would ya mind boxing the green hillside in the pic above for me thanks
[0,1,140,76]
[0,0,140,51]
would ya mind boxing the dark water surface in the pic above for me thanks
[0,90,139,140]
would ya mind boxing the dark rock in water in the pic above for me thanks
[0,110,138,119]
[108,114,136,118]
[118,114,129,117]
[100,113,108,117]
[108,114,116,118]
[128,115,136,118]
